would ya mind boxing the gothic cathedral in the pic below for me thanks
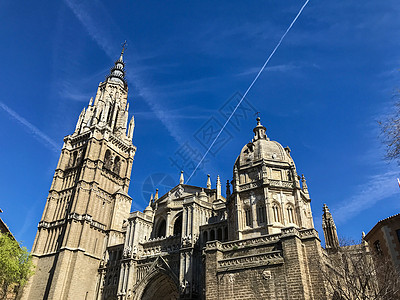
[21,50,348,300]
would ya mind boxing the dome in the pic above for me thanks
[235,117,293,168]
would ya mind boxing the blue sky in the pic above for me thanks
[0,0,399,248]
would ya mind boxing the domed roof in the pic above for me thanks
[235,117,293,168]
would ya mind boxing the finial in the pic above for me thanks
[253,113,267,141]
[89,97,93,106]
[323,203,329,213]
[121,40,127,55]
[155,188,159,200]
[180,171,184,184]
[226,180,231,197]
[207,174,211,189]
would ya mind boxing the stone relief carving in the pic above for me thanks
[262,270,272,280]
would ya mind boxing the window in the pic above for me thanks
[245,208,252,226]
[272,204,280,223]
[374,240,382,255]
[257,205,266,225]
[156,219,166,238]
[287,206,294,223]
[113,156,121,174]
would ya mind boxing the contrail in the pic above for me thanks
[0,101,60,153]
[186,0,310,183]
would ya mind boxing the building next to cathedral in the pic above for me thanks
[20,49,365,300]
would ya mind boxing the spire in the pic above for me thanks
[253,116,268,141]
[216,175,221,199]
[106,42,127,88]
[207,174,211,189]
[226,180,231,197]
[322,204,339,251]
[154,189,159,201]
[301,174,309,194]
[144,194,153,215]
[180,171,184,184]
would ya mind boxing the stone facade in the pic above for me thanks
[365,213,400,270]
[21,51,360,300]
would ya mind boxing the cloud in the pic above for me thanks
[0,102,60,153]
[333,169,399,224]
[63,0,185,145]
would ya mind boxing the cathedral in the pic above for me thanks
[20,49,350,300]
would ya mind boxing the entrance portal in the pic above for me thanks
[141,272,179,300]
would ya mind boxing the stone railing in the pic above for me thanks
[269,180,294,189]
[239,179,294,191]
[217,250,283,271]
[140,235,181,257]
[218,233,282,251]
[206,227,319,253]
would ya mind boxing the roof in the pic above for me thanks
[365,213,400,241]
[0,216,16,240]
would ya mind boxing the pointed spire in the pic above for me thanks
[144,194,153,214]
[207,174,211,189]
[216,175,221,199]
[301,174,309,194]
[226,180,231,197]
[253,116,268,141]
[89,97,93,106]
[180,171,184,184]
[106,43,127,88]
[127,115,135,140]
[322,204,339,251]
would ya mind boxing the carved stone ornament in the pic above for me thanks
[262,270,272,280]
[228,273,235,283]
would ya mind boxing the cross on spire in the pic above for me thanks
[121,40,127,55]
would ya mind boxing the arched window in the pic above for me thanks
[156,219,166,238]
[245,208,252,227]
[224,227,228,241]
[203,231,208,243]
[113,156,121,174]
[173,214,182,236]
[217,228,222,241]
[104,150,112,169]
[257,205,266,225]
[272,204,280,223]
[210,230,215,241]
[287,206,294,223]
[69,151,78,167]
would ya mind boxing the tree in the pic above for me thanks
[0,233,34,300]
[379,100,400,162]
[323,240,400,300]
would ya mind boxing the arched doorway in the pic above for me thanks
[141,272,179,300]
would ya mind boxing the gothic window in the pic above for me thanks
[257,205,266,225]
[203,231,208,243]
[210,230,215,241]
[245,208,252,227]
[287,206,294,223]
[104,150,112,170]
[69,151,78,168]
[272,204,280,223]
[113,156,121,174]
[156,219,166,238]
[217,228,222,241]
[173,214,182,236]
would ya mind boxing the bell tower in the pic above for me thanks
[21,47,136,300]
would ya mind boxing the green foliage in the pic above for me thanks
[0,233,34,299]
